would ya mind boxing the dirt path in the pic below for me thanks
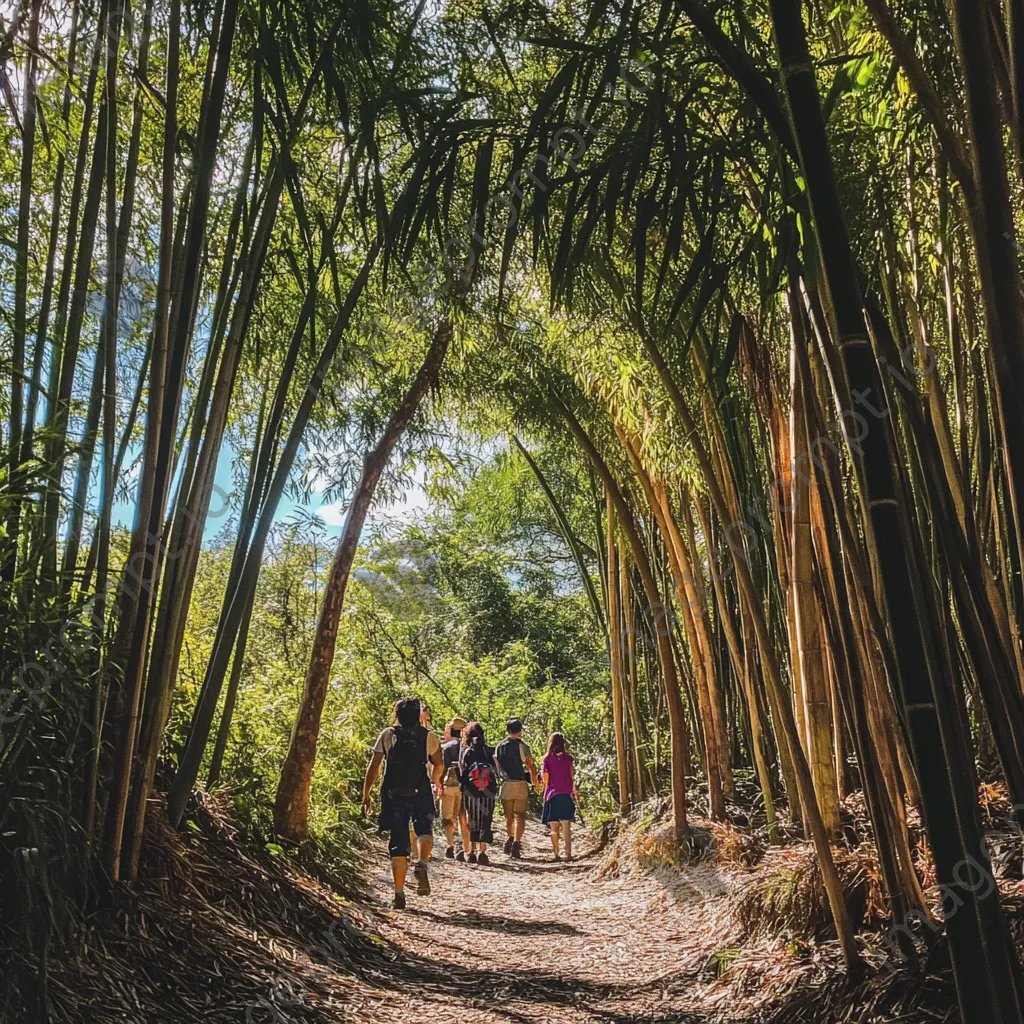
[347,818,735,1024]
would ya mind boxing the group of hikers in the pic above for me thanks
[361,697,578,909]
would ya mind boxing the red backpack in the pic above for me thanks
[464,749,495,791]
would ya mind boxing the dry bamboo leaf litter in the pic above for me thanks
[13,790,1023,1023]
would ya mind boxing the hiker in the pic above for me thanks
[361,697,443,909]
[459,721,499,865]
[440,717,472,860]
[495,717,540,859]
[541,732,578,862]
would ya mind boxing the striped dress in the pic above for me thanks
[459,743,497,843]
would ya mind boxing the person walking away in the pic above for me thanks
[362,698,442,909]
[459,721,498,865]
[541,732,578,862]
[440,717,471,860]
[495,718,539,859]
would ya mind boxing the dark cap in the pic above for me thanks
[506,718,523,734]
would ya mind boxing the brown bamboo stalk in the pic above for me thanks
[789,286,841,838]
[607,490,632,812]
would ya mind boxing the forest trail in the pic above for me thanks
[353,819,727,1024]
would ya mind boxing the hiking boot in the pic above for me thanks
[445,845,455,860]
[511,840,522,860]
[467,851,478,864]
[393,891,406,910]
[503,834,515,855]
[414,861,431,896]
[477,851,490,866]
[455,849,466,862]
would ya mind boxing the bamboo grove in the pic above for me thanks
[3,0,1024,1020]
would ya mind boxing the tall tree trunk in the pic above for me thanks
[63,0,154,590]
[165,233,383,830]
[634,311,858,966]
[952,0,1024,627]
[43,0,126,591]
[789,286,841,838]
[206,582,257,788]
[551,394,689,838]
[5,0,43,585]
[683,487,778,840]
[606,492,632,812]
[38,0,108,586]
[621,433,725,820]
[619,540,649,799]
[273,310,456,842]
[21,1,81,470]
[103,0,239,881]
[771,0,1021,1004]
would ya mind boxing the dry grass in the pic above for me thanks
[708,820,766,870]
[597,799,765,880]
[734,845,886,942]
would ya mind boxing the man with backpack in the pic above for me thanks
[495,718,540,860]
[362,697,443,909]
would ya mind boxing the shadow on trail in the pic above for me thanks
[481,857,589,877]
[410,906,583,936]
[589,1010,714,1024]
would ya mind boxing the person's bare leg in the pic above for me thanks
[412,834,433,894]
[550,821,560,858]
[514,810,526,842]
[444,819,455,848]
[409,828,418,862]
[461,815,471,851]
[504,805,515,840]
[563,820,572,860]
[392,856,408,892]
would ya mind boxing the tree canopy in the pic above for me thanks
[3,0,1024,1018]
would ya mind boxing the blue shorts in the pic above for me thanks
[542,794,576,823]
[378,793,435,858]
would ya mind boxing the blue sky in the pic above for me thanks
[110,440,432,544]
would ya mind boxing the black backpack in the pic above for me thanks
[461,744,497,794]
[382,726,429,799]
[441,738,461,787]
[495,738,527,781]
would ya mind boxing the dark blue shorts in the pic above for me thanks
[542,794,576,823]
[378,793,435,858]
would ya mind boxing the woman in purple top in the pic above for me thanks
[540,732,578,861]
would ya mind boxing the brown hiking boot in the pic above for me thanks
[414,861,431,896]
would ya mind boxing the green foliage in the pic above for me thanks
[191,446,614,835]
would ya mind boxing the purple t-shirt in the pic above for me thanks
[543,752,574,801]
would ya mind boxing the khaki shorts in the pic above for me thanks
[440,786,462,825]
[501,780,530,816]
